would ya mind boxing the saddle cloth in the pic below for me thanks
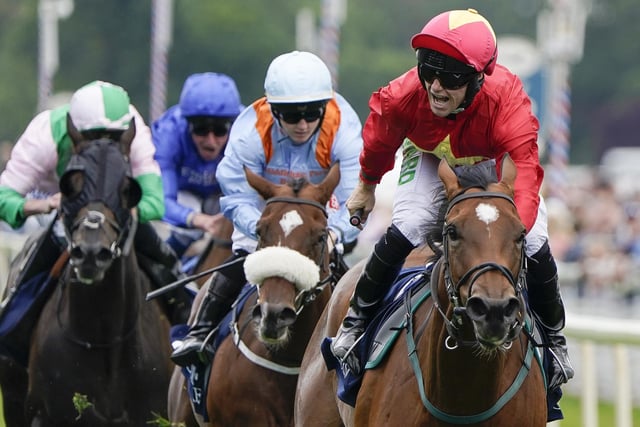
[171,283,256,422]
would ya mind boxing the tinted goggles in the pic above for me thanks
[418,63,476,90]
[274,108,324,124]
[189,119,232,137]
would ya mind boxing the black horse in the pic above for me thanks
[8,116,173,426]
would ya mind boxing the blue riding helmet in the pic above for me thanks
[179,72,244,119]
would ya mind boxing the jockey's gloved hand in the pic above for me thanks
[346,180,376,227]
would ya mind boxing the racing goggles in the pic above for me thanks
[271,101,326,124]
[189,117,233,137]
[275,108,324,124]
[418,64,476,90]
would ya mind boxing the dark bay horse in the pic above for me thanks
[183,163,340,427]
[295,156,547,426]
[22,117,173,425]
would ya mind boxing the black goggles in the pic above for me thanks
[274,108,324,124]
[188,118,232,137]
[418,63,477,90]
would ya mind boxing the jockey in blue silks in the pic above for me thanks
[152,73,244,259]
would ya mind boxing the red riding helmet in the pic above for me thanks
[411,9,498,75]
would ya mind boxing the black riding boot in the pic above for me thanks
[170,252,246,367]
[135,222,192,324]
[331,225,414,374]
[527,241,574,389]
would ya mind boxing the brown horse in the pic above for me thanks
[20,117,173,425]
[295,156,547,426]
[167,219,234,427]
[190,219,234,288]
[176,163,339,427]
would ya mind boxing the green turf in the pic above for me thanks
[557,395,640,426]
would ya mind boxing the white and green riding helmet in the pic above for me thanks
[68,80,132,132]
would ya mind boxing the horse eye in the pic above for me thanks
[517,231,526,245]
[445,225,459,240]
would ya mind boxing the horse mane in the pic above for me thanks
[423,160,499,262]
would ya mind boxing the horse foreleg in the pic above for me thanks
[168,366,199,427]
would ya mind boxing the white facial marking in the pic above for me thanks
[279,210,304,237]
[475,203,499,225]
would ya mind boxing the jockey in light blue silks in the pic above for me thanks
[170,51,364,367]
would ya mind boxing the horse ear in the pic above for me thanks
[244,165,277,199]
[66,113,86,153]
[59,170,83,197]
[316,162,341,203]
[499,154,517,190]
[120,117,136,157]
[437,159,460,198]
[123,177,142,208]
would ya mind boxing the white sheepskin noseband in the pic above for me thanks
[244,246,320,291]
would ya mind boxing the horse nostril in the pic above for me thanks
[504,297,521,319]
[252,305,262,321]
[95,248,113,263]
[279,307,297,327]
[466,296,488,321]
[70,246,84,262]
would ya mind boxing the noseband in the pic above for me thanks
[66,209,134,264]
[432,191,527,349]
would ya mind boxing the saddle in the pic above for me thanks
[322,266,429,406]
[171,283,256,422]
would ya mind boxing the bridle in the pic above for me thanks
[66,208,136,264]
[58,206,139,349]
[430,191,527,349]
[263,196,335,313]
[230,195,334,375]
[407,189,538,424]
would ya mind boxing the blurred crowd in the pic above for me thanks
[546,167,640,306]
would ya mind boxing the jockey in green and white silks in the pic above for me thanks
[0,82,190,362]
[0,81,163,228]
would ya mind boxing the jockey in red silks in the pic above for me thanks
[329,9,574,391]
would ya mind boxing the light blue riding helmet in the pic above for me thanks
[179,72,244,118]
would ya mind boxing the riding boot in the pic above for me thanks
[527,241,575,389]
[331,225,414,374]
[170,252,247,367]
[135,222,192,324]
